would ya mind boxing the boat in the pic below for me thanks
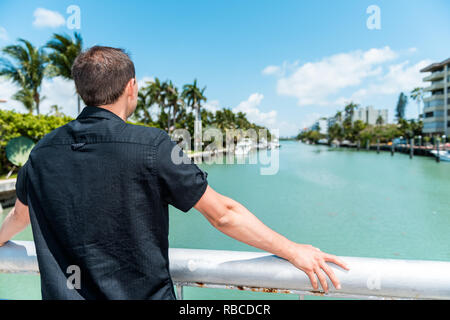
[268,138,280,149]
[257,138,268,150]
[430,150,450,161]
[235,138,254,155]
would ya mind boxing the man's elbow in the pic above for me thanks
[13,201,30,225]
[215,205,236,229]
[12,210,30,225]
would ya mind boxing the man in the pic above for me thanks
[0,46,349,299]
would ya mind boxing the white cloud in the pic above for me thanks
[262,65,281,76]
[0,78,23,111]
[298,112,327,131]
[40,77,79,116]
[137,76,154,89]
[262,61,299,77]
[0,26,8,41]
[337,59,431,104]
[266,46,398,106]
[203,99,220,113]
[233,93,278,127]
[32,8,65,28]
[0,77,79,116]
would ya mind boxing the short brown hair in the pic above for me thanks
[72,46,135,106]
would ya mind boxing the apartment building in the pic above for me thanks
[311,118,328,135]
[420,57,450,136]
[352,106,388,125]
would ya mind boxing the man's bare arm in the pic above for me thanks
[0,199,30,246]
[194,185,350,293]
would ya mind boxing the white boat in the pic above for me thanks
[268,138,280,149]
[235,138,254,155]
[430,150,450,161]
[257,138,268,149]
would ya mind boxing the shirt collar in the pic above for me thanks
[77,106,125,122]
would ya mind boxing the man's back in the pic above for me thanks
[16,106,208,299]
[2,45,347,300]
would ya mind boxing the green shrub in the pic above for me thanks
[0,109,73,175]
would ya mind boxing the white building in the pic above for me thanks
[311,118,328,135]
[420,57,450,136]
[352,106,388,125]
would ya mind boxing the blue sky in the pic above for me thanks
[0,0,449,136]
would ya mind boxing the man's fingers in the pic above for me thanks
[324,254,350,270]
[306,271,318,290]
[314,267,329,293]
[320,261,341,290]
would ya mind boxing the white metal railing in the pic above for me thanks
[1,241,450,300]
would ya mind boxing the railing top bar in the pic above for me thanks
[2,241,450,299]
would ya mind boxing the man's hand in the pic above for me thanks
[194,186,349,293]
[287,243,349,293]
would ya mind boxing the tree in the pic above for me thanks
[46,32,83,114]
[12,88,35,114]
[335,111,343,124]
[165,81,184,133]
[0,39,47,114]
[352,120,367,141]
[182,79,207,150]
[344,102,358,123]
[134,87,154,124]
[410,87,424,121]
[328,123,344,142]
[395,92,408,121]
[342,102,359,140]
[376,115,384,126]
[147,78,169,130]
[182,79,207,122]
[48,105,64,117]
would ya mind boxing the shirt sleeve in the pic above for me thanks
[155,130,208,212]
[15,161,29,205]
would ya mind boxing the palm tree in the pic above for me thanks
[0,39,47,114]
[182,79,207,121]
[135,88,153,124]
[335,111,343,123]
[48,104,64,117]
[410,87,424,121]
[344,102,358,123]
[376,115,384,126]
[182,80,206,150]
[165,81,184,133]
[12,88,35,114]
[148,78,170,130]
[395,92,408,121]
[46,32,83,114]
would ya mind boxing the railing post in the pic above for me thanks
[410,138,414,159]
[176,284,184,300]
[436,139,440,163]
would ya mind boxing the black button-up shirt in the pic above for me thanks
[15,106,208,300]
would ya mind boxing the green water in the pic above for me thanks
[1,141,449,299]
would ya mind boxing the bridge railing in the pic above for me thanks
[1,240,450,300]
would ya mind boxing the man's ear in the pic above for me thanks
[127,79,134,96]
[127,78,136,97]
